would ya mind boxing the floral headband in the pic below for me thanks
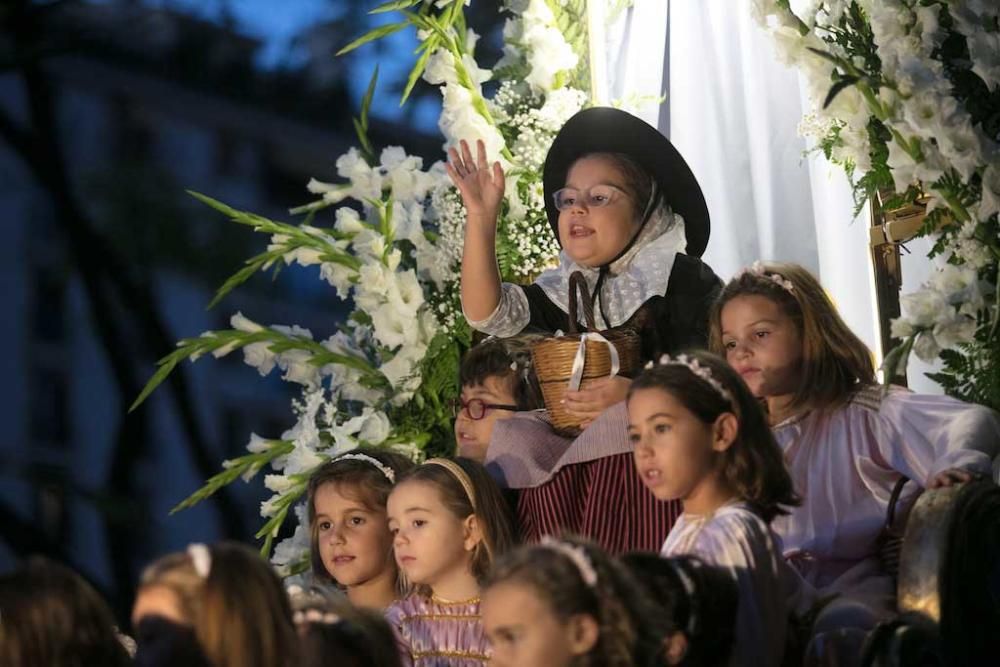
[645,354,734,404]
[539,537,598,588]
[187,543,212,578]
[734,260,794,293]
[335,452,395,484]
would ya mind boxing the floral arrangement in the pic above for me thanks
[132,0,593,573]
[751,0,1000,410]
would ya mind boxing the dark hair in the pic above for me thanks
[394,457,515,589]
[860,612,942,667]
[459,335,545,411]
[290,587,403,667]
[0,556,131,667]
[627,350,799,522]
[939,480,1000,664]
[708,261,875,413]
[620,553,738,666]
[306,449,415,585]
[137,541,298,667]
[484,536,667,667]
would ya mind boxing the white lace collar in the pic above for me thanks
[534,209,687,329]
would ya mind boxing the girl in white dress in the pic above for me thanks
[711,261,1000,665]
[627,351,808,667]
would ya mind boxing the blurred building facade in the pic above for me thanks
[0,1,437,612]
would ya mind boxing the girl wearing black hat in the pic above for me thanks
[446,107,722,553]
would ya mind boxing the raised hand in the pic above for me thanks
[446,139,505,220]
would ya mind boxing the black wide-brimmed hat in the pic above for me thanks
[542,107,710,258]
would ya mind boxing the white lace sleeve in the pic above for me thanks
[462,282,531,337]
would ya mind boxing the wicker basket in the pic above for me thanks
[530,271,642,436]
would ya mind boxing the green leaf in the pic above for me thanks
[128,352,184,412]
[823,75,860,109]
[401,46,434,105]
[369,0,422,14]
[207,250,286,310]
[336,21,408,56]
[359,65,379,133]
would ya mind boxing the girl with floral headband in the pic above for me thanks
[711,261,1000,664]
[306,449,415,610]
[385,456,516,666]
[627,350,808,667]
[482,536,666,667]
[449,107,718,553]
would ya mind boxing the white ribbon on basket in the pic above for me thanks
[567,332,620,391]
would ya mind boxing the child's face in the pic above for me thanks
[132,585,186,628]
[454,375,519,463]
[719,294,802,398]
[483,581,598,667]
[314,483,395,589]
[628,387,720,504]
[388,480,478,589]
[557,155,638,267]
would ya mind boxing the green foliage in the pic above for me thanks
[170,440,294,514]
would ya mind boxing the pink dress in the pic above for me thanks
[772,386,1000,662]
[384,595,489,667]
[661,501,807,667]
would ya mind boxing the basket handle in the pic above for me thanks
[567,271,598,334]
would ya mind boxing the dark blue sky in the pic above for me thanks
[142,0,442,131]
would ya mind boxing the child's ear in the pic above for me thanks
[711,412,739,452]
[663,631,689,665]
[462,514,483,552]
[566,613,600,655]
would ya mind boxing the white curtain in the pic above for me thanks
[601,0,935,387]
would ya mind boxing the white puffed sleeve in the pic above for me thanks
[462,282,531,337]
[874,390,1000,485]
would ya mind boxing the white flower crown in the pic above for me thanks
[187,543,212,578]
[734,260,795,293]
[644,354,734,404]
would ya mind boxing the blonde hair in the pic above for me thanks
[137,542,297,667]
[709,262,875,413]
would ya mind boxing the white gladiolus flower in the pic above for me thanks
[335,207,366,234]
[933,315,977,349]
[278,349,320,388]
[890,316,915,339]
[358,410,391,445]
[283,439,325,477]
[387,269,425,316]
[270,505,311,571]
[336,148,383,200]
[243,342,277,376]
[319,261,356,299]
[912,330,941,362]
[231,311,264,333]
[371,302,413,350]
[977,164,1000,221]
[899,288,948,329]
[886,140,918,193]
[264,474,296,494]
[306,178,350,204]
[438,84,507,160]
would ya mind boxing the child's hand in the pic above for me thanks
[927,468,978,488]
[446,139,505,220]
[562,376,632,427]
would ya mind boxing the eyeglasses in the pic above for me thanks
[450,397,519,420]
[552,184,630,211]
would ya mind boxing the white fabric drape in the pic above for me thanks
[601,0,901,382]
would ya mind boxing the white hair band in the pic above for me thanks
[187,543,212,578]
[539,537,598,588]
[335,452,395,483]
